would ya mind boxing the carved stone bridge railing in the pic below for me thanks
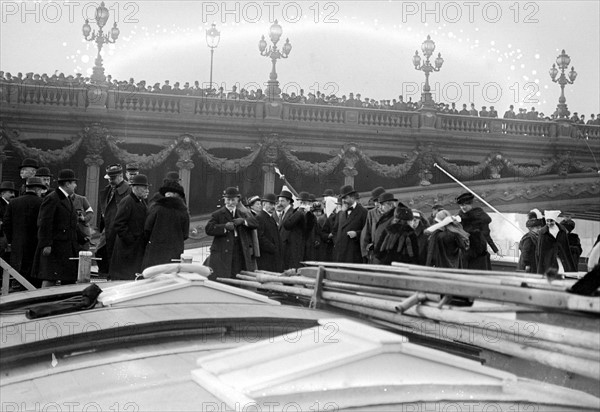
[2,81,598,139]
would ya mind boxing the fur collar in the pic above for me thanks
[155,196,187,211]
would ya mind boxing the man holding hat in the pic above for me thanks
[98,164,131,274]
[18,158,39,196]
[110,175,150,280]
[360,186,386,263]
[456,192,499,270]
[31,169,80,287]
[333,185,368,263]
[255,193,283,272]
[3,177,46,288]
[536,210,576,275]
[205,187,258,279]
[277,189,306,270]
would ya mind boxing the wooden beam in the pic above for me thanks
[0,258,36,295]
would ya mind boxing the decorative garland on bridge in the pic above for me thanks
[190,140,262,173]
[106,136,178,169]
[359,150,420,178]
[279,146,343,177]
[1,123,83,165]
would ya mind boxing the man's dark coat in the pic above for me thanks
[99,180,131,270]
[205,206,258,279]
[110,193,148,280]
[333,203,368,263]
[459,207,498,270]
[31,188,80,281]
[279,207,306,269]
[536,224,576,274]
[256,210,283,273]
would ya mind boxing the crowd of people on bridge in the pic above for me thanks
[1,157,598,291]
[3,71,599,124]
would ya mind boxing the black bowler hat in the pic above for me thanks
[278,190,294,202]
[19,158,39,170]
[322,189,335,197]
[130,174,149,186]
[339,184,357,198]
[105,164,123,176]
[57,169,78,182]
[0,181,17,193]
[378,192,397,203]
[25,177,47,189]
[370,186,385,201]
[35,167,52,177]
[164,171,181,183]
[222,187,241,198]
[308,193,317,202]
[298,191,311,202]
[456,192,475,205]
[395,206,414,221]
[261,193,277,204]
[160,181,185,197]
[126,164,140,172]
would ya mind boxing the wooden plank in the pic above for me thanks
[0,258,36,295]
[301,267,600,314]
[308,266,326,309]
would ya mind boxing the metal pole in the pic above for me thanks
[433,163,525,235]
[209,48,214,89]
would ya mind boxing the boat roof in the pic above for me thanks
[1,273,599,411]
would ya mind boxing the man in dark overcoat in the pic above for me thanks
[456,192,499,270]
[3,177,46,288]
[360,186,385,263]
[256,193,283,272]
[97,164,131,274]
[277,190,306,270]
[205,187,258,280]
[536,210,576,275]
[31,169,80,287]
[333,185,368,263]
[109,175,150,280]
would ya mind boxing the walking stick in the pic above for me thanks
[433,163,525,235]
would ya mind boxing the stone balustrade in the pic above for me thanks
[2,81,598,139]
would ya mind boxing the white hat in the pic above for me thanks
[544,210,561,221]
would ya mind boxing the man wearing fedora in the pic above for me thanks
[31,169,80,287]
[18,158,39,196]
[277,189,306,270]
[110,174,150,280]
[256,193,283,272]
[456,192,499,270]
[98,164,131,274]
[333,185,368,263]
[360,186,386,263]
[205,187,258,279]
[3,177,46,288]
[142,181,189,269]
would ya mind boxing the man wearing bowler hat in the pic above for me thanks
[110,174,150,280]
[360,186,386,263]
[31,169,80,287]
[125,164,140,182]
[333,185,368,263]
[98,164,131,274]
[255,193,283,272]
[18,158,39,196]
[456,192,499,270]
[3,177,46,289]
[35,167,53,196]
[277,189,306,270]
[205,187,258,280]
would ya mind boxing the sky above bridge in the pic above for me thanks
[1,0,599,117]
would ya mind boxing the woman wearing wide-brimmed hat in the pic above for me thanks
[142,181,189,269]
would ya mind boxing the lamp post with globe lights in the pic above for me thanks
[258,20,292,99]
[412,35,444,110]
[82,1,120,84]
[206,23,221,90]
[549,49,577,120]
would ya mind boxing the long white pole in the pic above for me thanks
[433,163,525,235]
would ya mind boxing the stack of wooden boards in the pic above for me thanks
[219,261,600,381]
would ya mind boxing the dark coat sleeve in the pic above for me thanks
[37,194,59,248]
[113,197,134,245]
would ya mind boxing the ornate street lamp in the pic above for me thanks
[549,49,577,119]
[82,1,119,84]
[412,35,444,109]
[206,23,220,89]
[258,20,292,99]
